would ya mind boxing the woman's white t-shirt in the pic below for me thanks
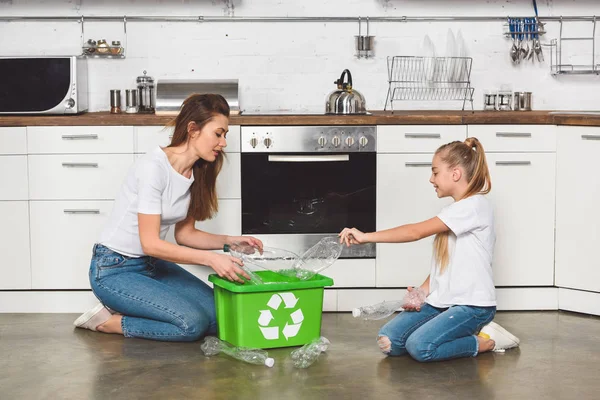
[426,194,497,308]
[99,146,194,257]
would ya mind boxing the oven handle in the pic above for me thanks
[267,154,350,162]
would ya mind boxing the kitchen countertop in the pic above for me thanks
[2,110,600,126]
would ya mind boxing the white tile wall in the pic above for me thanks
[2,1,600,112]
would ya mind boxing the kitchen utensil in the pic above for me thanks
[514,91,532,111]
[136,70,155,114]
[325,69,367,115]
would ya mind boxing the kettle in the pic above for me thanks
[325,69,367,115]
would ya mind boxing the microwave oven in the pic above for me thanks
[0,56,88,114]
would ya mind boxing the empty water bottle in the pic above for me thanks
[201,336,275,368]
[353,287,427,320]
[290,336,330,368]
[292,237,343,280]
[224,243,298,277]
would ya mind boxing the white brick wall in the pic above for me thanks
[2,0,600,112]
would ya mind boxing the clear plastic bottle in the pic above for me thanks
[292,237,343,280]
[352,287,427,320]
[224,243,299,276]
[290,336,330,368]
[201,336,275,368]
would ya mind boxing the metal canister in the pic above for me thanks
[514,92,533,111]
[136,70,155,113]
[125,89,139,114]
[110,89,121,114]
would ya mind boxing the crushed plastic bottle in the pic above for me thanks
[201,336,275,368]
[239,265,264,285]
[290,336,330,368]
[292,237,343,280]
[352,287,427,320]
[224,243,298,277]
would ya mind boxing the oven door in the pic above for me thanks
[241,152,376,258]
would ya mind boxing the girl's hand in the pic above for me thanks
[228,236,264,254]
[208,253,250,283]
[338,227,368,247]
[402,286,428,312]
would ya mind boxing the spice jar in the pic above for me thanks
[110,41,123,55]
[96,39,109,54]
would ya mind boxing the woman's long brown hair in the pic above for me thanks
[433,137,491,273]
[166,94,230,221]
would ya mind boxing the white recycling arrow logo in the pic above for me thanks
[258,292,304,340]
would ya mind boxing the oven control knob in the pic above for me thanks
[250,137,259,148]
[65,98,76,109]
[318,136,327,147]
[345,137,355,147]
[359,136,369,147]
[332,136,341,147]
[264,137,273,148]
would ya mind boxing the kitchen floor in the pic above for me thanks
[1,311,599,399]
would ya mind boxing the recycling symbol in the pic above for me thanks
[258,292,304,340]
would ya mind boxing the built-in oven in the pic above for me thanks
[240,126,377,258]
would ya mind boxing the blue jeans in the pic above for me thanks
[378,303,496,362]
[89,243,217,342]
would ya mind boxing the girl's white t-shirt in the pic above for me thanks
[426,194,497,308]
[99,146,194,257]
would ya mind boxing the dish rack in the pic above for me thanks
[384,56,475,112]
[548,17,599,75]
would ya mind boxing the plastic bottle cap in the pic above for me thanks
[352,308,361,318]
[265,358,275,368]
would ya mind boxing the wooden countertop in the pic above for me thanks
[1,110,600,127]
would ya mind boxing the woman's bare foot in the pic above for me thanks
[477,335,496,353]
[96,314,124,335]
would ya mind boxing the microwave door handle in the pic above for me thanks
[268,155,350,162]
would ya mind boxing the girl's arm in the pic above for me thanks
[339,217,449,246]
[173,216,263,251]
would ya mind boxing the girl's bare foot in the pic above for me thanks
[96,314,124,335]
[477,335,495,353]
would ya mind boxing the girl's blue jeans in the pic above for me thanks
[89,243,217,342]
[378,302,496,362]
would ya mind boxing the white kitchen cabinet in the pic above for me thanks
[134,125,241,153]
[27,126,134,154]
[486,153,556,286]
[555,127,600,292]
[0,201,31,289]
[376,153,452,287]
[468,125,556,152]
[29,201,113,289]
[28,154,134,200]
[0,127,27,154]
[378,125,467,153]
[0,155,28,200]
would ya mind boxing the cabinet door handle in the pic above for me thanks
[63,209,100,214]
[61,134,99,140]
[405,162,432,167]
[495,161,532,166]
[495,132,532,138]
[405,133,441,139]
[268,155,349,162]
[61,162,99,168]
[582,134,600,140]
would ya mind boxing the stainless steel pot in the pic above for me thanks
[325,69,367,114]
[514,92,532,111]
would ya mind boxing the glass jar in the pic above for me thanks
[96,39,109,54]
[136,70,155,114]
[483,90,497,111]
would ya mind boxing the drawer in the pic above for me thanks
[27,126,134,154]
[30,200,113,289]
[0,201,31,289]
[0,127,27,154]
[0,155,28,200]
[28,154,134,200]
[377,125,467,153]
[135,125,241,153]
[467,125,556,152]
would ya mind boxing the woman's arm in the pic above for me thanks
[173,217,263,251]
[138,214,250,282]
[339,217,449,246]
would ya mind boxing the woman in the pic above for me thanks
[74,94,262,342]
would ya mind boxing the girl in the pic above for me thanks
[339,137,519,362]
[74,94,262,342]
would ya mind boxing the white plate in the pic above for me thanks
[446,28,457,81]
[422,35,436,82]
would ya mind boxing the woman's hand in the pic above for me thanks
[338,227,368,247]
[227,236,264,253]
[207,253,250,283]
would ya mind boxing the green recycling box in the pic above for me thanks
[209,270,334,349]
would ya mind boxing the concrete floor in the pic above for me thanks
[1,311,599,400]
